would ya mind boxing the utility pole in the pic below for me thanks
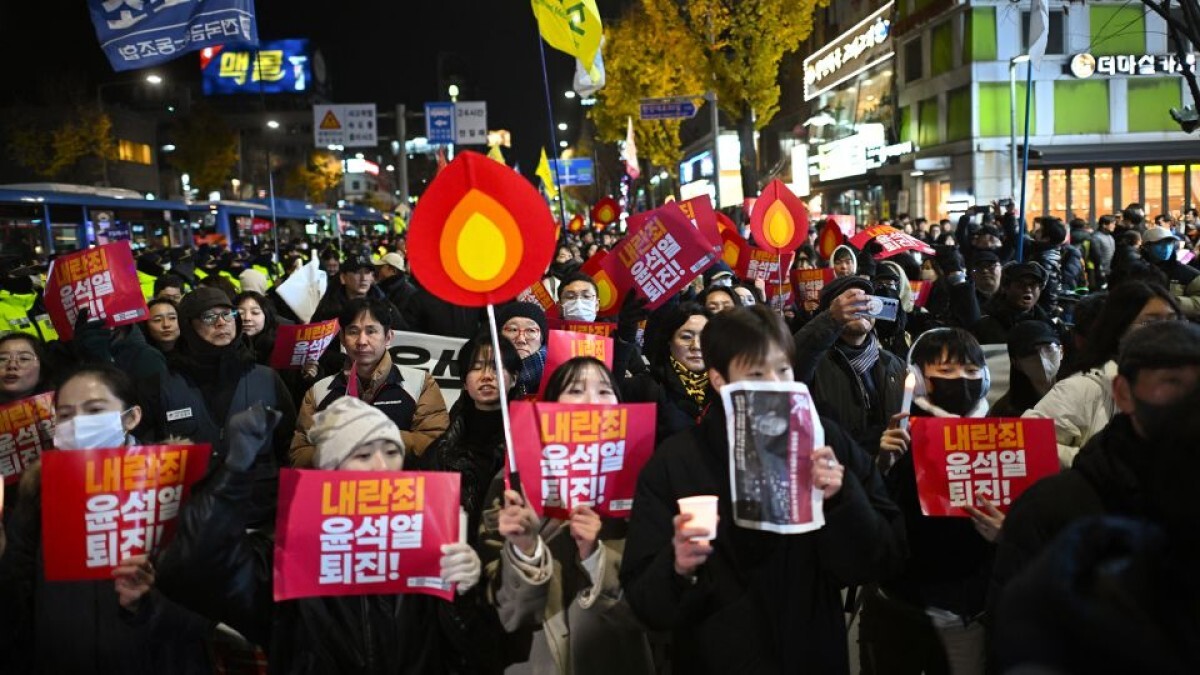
[395,103,410,207]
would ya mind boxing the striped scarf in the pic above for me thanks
[516,345,547,398]
[838,333,880,376]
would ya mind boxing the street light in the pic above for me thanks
[1009,54,1032,200]
[266,119,280,130]
[559,140,569,148]
[564,90,577,99]
[557,122,568,131]
[145,74,163,85]
[448,84,460,101]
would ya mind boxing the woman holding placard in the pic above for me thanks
[0,364,214,674]
[482,357,655,675]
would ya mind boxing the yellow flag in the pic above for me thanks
[536,147,558,200]
[530,0,603,81]
[487,144,506,164]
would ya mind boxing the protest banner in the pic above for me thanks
[737,248,795,283]
[580,250,629,318]
[538,329,614,396]
[516,280,560,318]
[509,402,655,518]
[0,392,53,484]
[546,318,616,338]
[273,469,462,602]
[911,417,1058,517]
[765,280,794,312]
[749,179,809,254]
[677,195,722,251]
[45,242,149,340]
[389,331,469,408]
[41,444,210,581]
[269,319,340,370]
[909,280,932,308]
[591,197,620,227]
[851,225,935,258]
[792,268,835,307]
[720,227,751,273]
[602,202,717,309]
[721,381,826,534]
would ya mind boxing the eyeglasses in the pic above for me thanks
[0,353,38,368]
[199,309,238,326]
[503,325,542,340]
[560,291,597,302]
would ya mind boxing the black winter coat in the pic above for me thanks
[620,406,906,674]
[425,398,506,541]
[971,296,1058,345]
[793,312,907,455]
[156,466,481,675]
[401,288,484,339]
[621,369,708,445]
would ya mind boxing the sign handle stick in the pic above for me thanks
[487,302,523,496]
[777,252,785,317]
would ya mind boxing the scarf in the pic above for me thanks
[837,333,881,377]
[670,356,709,407]
[516,345,547,398]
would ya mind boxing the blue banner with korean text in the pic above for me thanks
[88,0,259,72]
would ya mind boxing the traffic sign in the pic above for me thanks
[425,102,456,144]
[639,96,698,121]
[313,104,377,148]
[455,101,488,145]
[550,158,594,187]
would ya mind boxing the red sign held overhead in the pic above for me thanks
[46,241,149,341]
[851,224,935,258]
[749,179,809,254]
[602,203,717,309]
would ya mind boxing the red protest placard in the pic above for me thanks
[677,195,722,252]
[792,268,835,307]
[269,319,341,369]
[720,227,751,273]
[602,203,717,309]
[580,251,628,318]
[748,179,809,254]
[509,402,656,519]
[851,225,935,258]
[41,444,210,581]
[737,248,795,283]
[546,318,616,338]
[766,280,794,312]
[0,393,53,484]
[538,329,615,396]
[911,417,1058,517]
[273,469,462,602]
[909,280,932,308]
[46,241,149,340]
[515,280,561,319]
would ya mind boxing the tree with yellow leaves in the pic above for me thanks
[284,151,344,204]
[597,0,826,198]
[5,104,116,184]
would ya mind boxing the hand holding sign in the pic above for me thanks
[499,489,540,557]
[569,505,601,560]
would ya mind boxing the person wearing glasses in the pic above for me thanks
[496,301,548,398]
[1025,281,1182,468]
[0,333,50,405]
[135,287,297,528]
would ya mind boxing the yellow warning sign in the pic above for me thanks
[319,110,341,130]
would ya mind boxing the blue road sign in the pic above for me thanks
[425,102,456,144]
[551,158,594,187]
[639,98,698,121]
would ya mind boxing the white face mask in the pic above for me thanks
[54,410,130,450]
[561,298,598,322]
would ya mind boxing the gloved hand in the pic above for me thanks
[72,308,114,362]
[440,542,481,594]
[932,245,964,276]
[617,292,650,343]
[225,403,283,472]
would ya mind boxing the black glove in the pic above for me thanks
[72,308,114,363]
[616,292,650,343]
[225,403,283,473]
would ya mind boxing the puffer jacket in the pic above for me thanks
[155,464,481,675]
[1023,361,1116,468]
[0,463,215,675]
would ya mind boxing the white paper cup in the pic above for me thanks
[677,495,718,541]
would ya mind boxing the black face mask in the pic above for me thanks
[928,376,985,416]
[1133,395,1191,441]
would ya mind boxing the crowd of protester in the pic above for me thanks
[0,199,1197,674]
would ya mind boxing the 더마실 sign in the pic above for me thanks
[273,469,462,601]
[509,402,656,519]
[41,445,210,581]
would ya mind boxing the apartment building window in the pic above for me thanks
[1022,9,1065,55]
[116,139,152,165]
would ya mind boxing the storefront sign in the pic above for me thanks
[1070,51,1196,78]
[804,2,895,101]
[866,141,914,168]
[817,124,886,182]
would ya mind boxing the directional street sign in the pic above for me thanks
[425,102,456,144]
[639,96,699,121]
[550,158,594,187]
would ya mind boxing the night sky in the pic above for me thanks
[0,1,627,178]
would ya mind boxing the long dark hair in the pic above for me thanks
[55,363,137,410]
[1075,281,1181,374]
[542,357,622,403]
[645,302,709,377]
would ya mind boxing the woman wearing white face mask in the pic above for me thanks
[0,364,215,674]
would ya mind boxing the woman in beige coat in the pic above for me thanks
[481,358,655,675]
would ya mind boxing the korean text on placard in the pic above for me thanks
[943,421,1028,508]
[537,409,628,509]
[317,476,426,585]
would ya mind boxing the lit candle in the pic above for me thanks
[900,371,916,430]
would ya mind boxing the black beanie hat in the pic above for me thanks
[495,301,548,338]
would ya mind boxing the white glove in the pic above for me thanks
[440,542,481,594]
